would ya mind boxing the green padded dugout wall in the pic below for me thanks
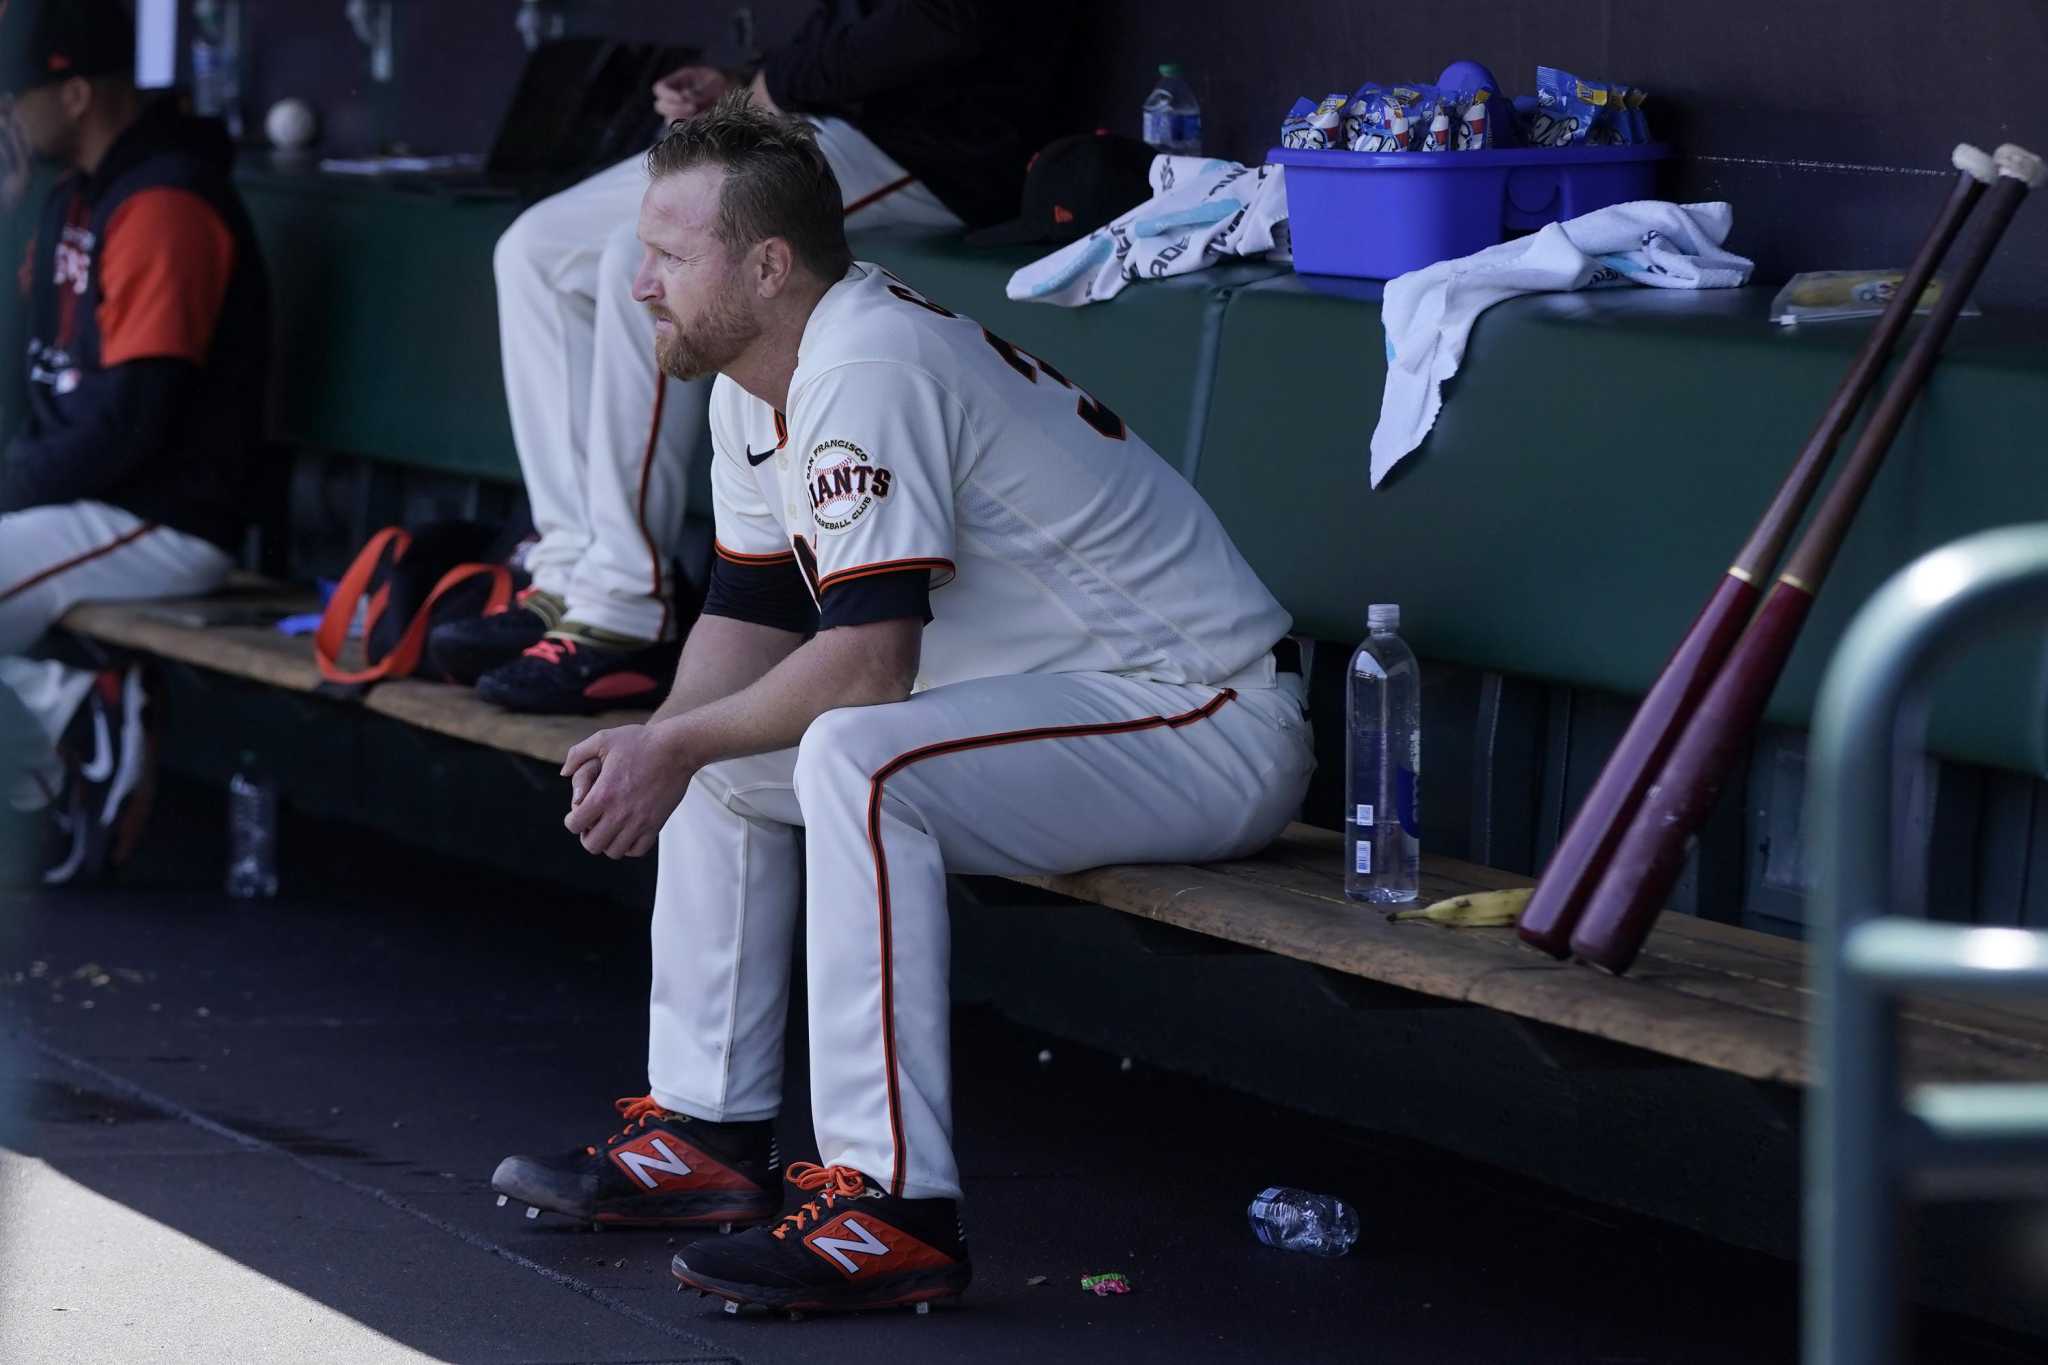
[848,228,1285,477]
[1196,278,2048,772]
[239,170,525,483]
[232,187,1279,489]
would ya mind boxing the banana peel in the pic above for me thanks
[1389,886,1533,928]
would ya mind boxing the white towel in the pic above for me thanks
[1370,200,1753,486]
[1007,158,1289,307]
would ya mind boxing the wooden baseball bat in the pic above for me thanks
[1569,143,2046,975]
[1515,144,2000,958]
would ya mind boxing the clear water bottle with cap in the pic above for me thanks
[226,750,278,899]
[1248,1187,1359,1257]
[1346,604,1421,903]
[1141,63,1202,155]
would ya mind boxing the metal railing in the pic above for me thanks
[1807,524,2048,1364]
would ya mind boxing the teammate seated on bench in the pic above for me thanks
[433,0,1074,716]
[0,0,268,886]
[489,99,1312,1317]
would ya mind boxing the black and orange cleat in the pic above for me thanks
[671,1163,971,1318]
[428,587,564,685]
[491,1094,781,1231]
[474,630,679,715]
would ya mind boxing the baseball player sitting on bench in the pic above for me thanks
[435,0,1074,715]
[491,98,1312,1316]
[1,0,268,886]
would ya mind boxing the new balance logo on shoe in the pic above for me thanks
[806,1216,889,1274]
[800,1208,954,1280]
[612,1135,695,1189]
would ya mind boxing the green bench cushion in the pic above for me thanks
[1197,277,2048,771]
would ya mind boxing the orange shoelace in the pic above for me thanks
[769,1162,868,1240]
[524,637,576,664]
[583,1093,670,1156]
[488,586,544,618]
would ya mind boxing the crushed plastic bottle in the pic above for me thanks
[1247,1186,1359,1257]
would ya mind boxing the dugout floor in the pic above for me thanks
[0,780,2041,1365]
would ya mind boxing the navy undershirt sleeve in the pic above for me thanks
[701,554,818,635]
[817,567,932,630]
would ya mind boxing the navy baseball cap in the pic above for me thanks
[967,130,1156,248]
[0,0,136,97]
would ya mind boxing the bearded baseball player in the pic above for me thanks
[491,97,1313,1317]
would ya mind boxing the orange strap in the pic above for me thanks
[315,527,408,683]
[315,528,514,685]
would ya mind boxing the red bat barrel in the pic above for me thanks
[1515,572,1757,956]
[1515,149,1996,959]
[1570,583,1814,973]
[1568,149,2040,975]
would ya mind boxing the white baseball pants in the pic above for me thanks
[646,668,1314,1201]
[494,117,961,641]
[0,501,232,805]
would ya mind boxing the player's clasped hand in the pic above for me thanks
[561,723,694,860]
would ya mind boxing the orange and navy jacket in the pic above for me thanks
[3,98,270,550]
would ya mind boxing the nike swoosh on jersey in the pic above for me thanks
[746,445,776,467]
[80,709,115,783]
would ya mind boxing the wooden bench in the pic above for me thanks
[58,586,2048,1091]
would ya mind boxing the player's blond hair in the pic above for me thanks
[647,93,855,283]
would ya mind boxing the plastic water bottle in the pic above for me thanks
[226,751,278,899]
[1141,63,1202,155]
[1248,1187,1359,1257]
[1346,604,1420,903]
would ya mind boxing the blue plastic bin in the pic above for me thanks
[1268,143,1670,280]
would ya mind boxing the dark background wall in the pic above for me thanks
[214,0,2048,306]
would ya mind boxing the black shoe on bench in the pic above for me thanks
[428,587,564,685]
[491,1094,781,1230]
[474,628,678,715]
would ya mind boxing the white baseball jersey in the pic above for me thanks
[706,262,1290,690]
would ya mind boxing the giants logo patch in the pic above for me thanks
[805,439,892,533]
[801,1210,954,1279]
